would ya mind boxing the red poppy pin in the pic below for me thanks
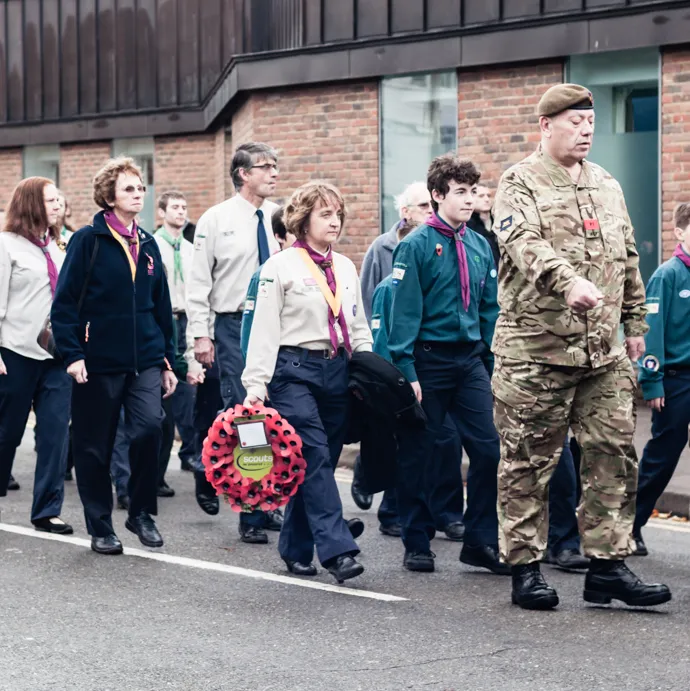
[436,243,443,256]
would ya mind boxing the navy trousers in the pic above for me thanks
[377,415,464,530]
[0,348,71,521]
[215,312,265,529]
[547,439,581,553]
[634,370,690,535]
[109,407,130,498]
[269,348,359,566]
[396,342,500,553]
[171,313,196,465]
[71,367,164,537]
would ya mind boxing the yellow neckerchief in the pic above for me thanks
[107,224,139,281]
[295,247,342,317]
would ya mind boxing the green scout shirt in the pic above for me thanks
[370,275,394,363]
[240,269,261,362]
[492,145,647,369]
[388,220,498,383]
[638,255,690,400]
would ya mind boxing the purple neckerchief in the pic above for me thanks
[28,233,59,298]
[673,243,690,269]
[426,212,470,312]
[104,210,139,265]
[293,240,352,356]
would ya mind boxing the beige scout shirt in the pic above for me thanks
[154,231,194,314]
[186,194,280,339]
[492,146,647,369]
[241,247,373,402]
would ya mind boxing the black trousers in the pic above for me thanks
[71,367,164,537]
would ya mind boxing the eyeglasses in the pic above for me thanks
[415,202,431,210]
[120,185,147,194]
[250,163,279,173]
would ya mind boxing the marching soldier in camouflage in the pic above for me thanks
[492,83,672,610]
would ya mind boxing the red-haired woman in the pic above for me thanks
[0,177,73,533]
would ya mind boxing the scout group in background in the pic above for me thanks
[0,81,684,608]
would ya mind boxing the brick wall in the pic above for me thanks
[457,62,564,187]
[231,82,380,266]
[60,142,112,228]
[154,133,227,223]
[0,149,22,213]
[661,48,690,259]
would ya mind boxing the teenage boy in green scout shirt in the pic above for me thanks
[387,155,506,575]
[634,202,690,556]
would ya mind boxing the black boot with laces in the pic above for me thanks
[511,562,559,610]
[583,559,671,607]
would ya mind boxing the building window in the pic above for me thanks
[380,72,458,233]
[568,48,660,285]
[112,138,156,232]
[23,145,60,185]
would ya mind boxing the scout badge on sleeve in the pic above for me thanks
[201,403,306,512]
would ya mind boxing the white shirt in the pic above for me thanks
[154,229,194,313]
[187,194,280,338]
[0,232,66,361]
[242,246,373,402]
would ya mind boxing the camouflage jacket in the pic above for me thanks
[491,146,647,368]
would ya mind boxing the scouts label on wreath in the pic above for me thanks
[233,415,274,480]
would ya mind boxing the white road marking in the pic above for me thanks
[0,522,407,602]
[647,519,690,535]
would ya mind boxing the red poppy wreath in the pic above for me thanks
[201,403,306,512]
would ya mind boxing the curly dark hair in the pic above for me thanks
[427,155,481,212]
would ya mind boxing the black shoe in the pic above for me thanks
[347,518,365,540]
[91,534,123,555]
[443,521,465,542]
[544,548,591,572]
[379,523,402,538]
[404,550,435,572]
[125,511,164,548]
[116,494,130,511]
[7,474,19,490]
[283,558,318,576]
[326,554,364,583]
[460,544,511,575]
[512,563,559,610]
[64,469,74,481]
[194,471,219,515]
[350,481,373,511]
[584,560,671,607]
[265,509,284,531]
[33,517,74,535]
[632,534,648,557]
[180,458,194,472]
[239,524,269,544]
[157,482,175,498]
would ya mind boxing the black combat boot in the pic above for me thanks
[583,559,671,607]
[511,563,559,610]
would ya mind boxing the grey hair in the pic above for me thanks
[231,142,278,190]
[394,181,427,214]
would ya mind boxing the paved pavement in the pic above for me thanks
[2,427,690,691]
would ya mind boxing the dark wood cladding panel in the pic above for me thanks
[391,0,424,33]
[42,0,61,120]
[60,0,79,117]
[0,4,6,122]
[157,0,178,106]
[464,0,500,24]
[136,0,158,109]
[503,0,541,19]
[97,0,117,112]
[427,0,461,29]
[116,0,137,111]
[200,0,223,94]
[178,0,200,104]
[544,0,583,12]
[586,0,627,7]
[305,0,322,45]
[24,0,42,120]
[79,0,98,114]
[323,0,354,43]
[356,0,388,38]
[6,0,24,121]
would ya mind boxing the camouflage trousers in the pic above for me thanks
[492,355,638,565]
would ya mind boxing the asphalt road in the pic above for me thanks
[2,431,689,691]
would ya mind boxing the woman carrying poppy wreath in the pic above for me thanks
[51,157,176,555]
[0,177,73,533]
[242,181,372,583]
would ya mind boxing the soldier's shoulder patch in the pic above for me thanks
[500,216,513,232]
